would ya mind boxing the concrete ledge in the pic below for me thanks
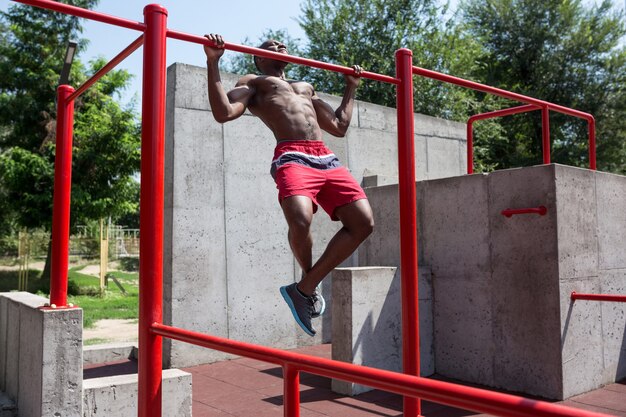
[83,369,192,417]
[83,342,137,365]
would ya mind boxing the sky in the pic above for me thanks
[1,0,624,106]
[0,0,309,105]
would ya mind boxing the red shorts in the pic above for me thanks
[271,140,367,221]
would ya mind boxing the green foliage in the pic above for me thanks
[0,1,141,254]
[297,0,482,119]
[462,0,626,172]
[223,28,305,80]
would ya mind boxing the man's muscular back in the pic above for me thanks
[237,74,323,141]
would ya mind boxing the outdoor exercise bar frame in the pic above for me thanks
[410,67,597,175]
[12,1,614,417]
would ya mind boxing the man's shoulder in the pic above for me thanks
[235,73,259,86]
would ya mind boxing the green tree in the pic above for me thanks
[223,28,305,80]
[298,0,482,120]
[0,1,140,280]
[462,0,626,172]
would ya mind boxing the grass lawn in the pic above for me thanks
[67,265,139,328]
[0,263,139,329]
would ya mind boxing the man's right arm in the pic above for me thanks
[204,34,254,123]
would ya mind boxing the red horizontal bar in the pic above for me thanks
[502,206,547,218]
[12,0,145,32]
[151,322,611,417]
[571,292,626,302]
[68,35,144,101]
[469,104,541,124]
[412,66,593,122]
[166,29,400,85]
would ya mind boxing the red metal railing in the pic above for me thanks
[411,66,597,173]
[152,322,611,417]
[467,104,540,174]
[501,206,548,218]
[13,1,611,417]
[571,292,626,302]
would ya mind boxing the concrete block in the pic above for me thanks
[414,113,466,141]
[170,63,241,112]
[331,266,434,396]
[425,137,464,179]
[0,293,82,417]
[595,170,626,270]
[83,342,137,365]
[422,173,490,278]
[554,165,598,279]
[331,267,401,395]
[489,165,562,398]
[83,369,192,417]
[222,115,305,347]
[345,128,398,187]
[357,100,397,132]
[598,269,626,382]
[433,275,494,384]
[560,278,604,399]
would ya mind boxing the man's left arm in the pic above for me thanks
[312,65,362,137]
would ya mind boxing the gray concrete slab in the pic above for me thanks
[83,342,137,365]
[554,164,598,280]
[331,267,401,395]
[595,170,626,270]
[83,369,192,417]
[488,165,562,399]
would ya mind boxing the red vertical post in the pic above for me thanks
[588,117,596,170]
[467,120,474,174]
[395,49,421,417]
[542,106,551,164]
[283,364,300,417]
[49,85,75,308]
[138,4,167,417]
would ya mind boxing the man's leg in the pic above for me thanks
[297,199,374,295]
[281,195,314,274]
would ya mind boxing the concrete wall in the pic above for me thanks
[163,63,467,367]
[83,370,192,417]
[0,292,83,417]
[361,164,626,400]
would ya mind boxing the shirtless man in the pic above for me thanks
[204,34,374,336]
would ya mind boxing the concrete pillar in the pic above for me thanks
[331,266,433,395]
[0,292,82,417]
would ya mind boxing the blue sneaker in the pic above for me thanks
[280,283,316,336]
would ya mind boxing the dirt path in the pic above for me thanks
[83,319,138,344]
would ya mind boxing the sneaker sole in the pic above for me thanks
[280,286,316,337]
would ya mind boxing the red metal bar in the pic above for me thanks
[49,85,75,308]
[396,48,421,417]
[12,0,145,31]
[167,29,400,85]
[571,292,626,302]
[467,104,540,174]
[542,106,551,165]
[412,66,596,170]
[138,4,167,417]
[501,206,548,217]
[588,117,597,170]
[283,364,300,417]
[68,35,144,101]
[151,322,612,417]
